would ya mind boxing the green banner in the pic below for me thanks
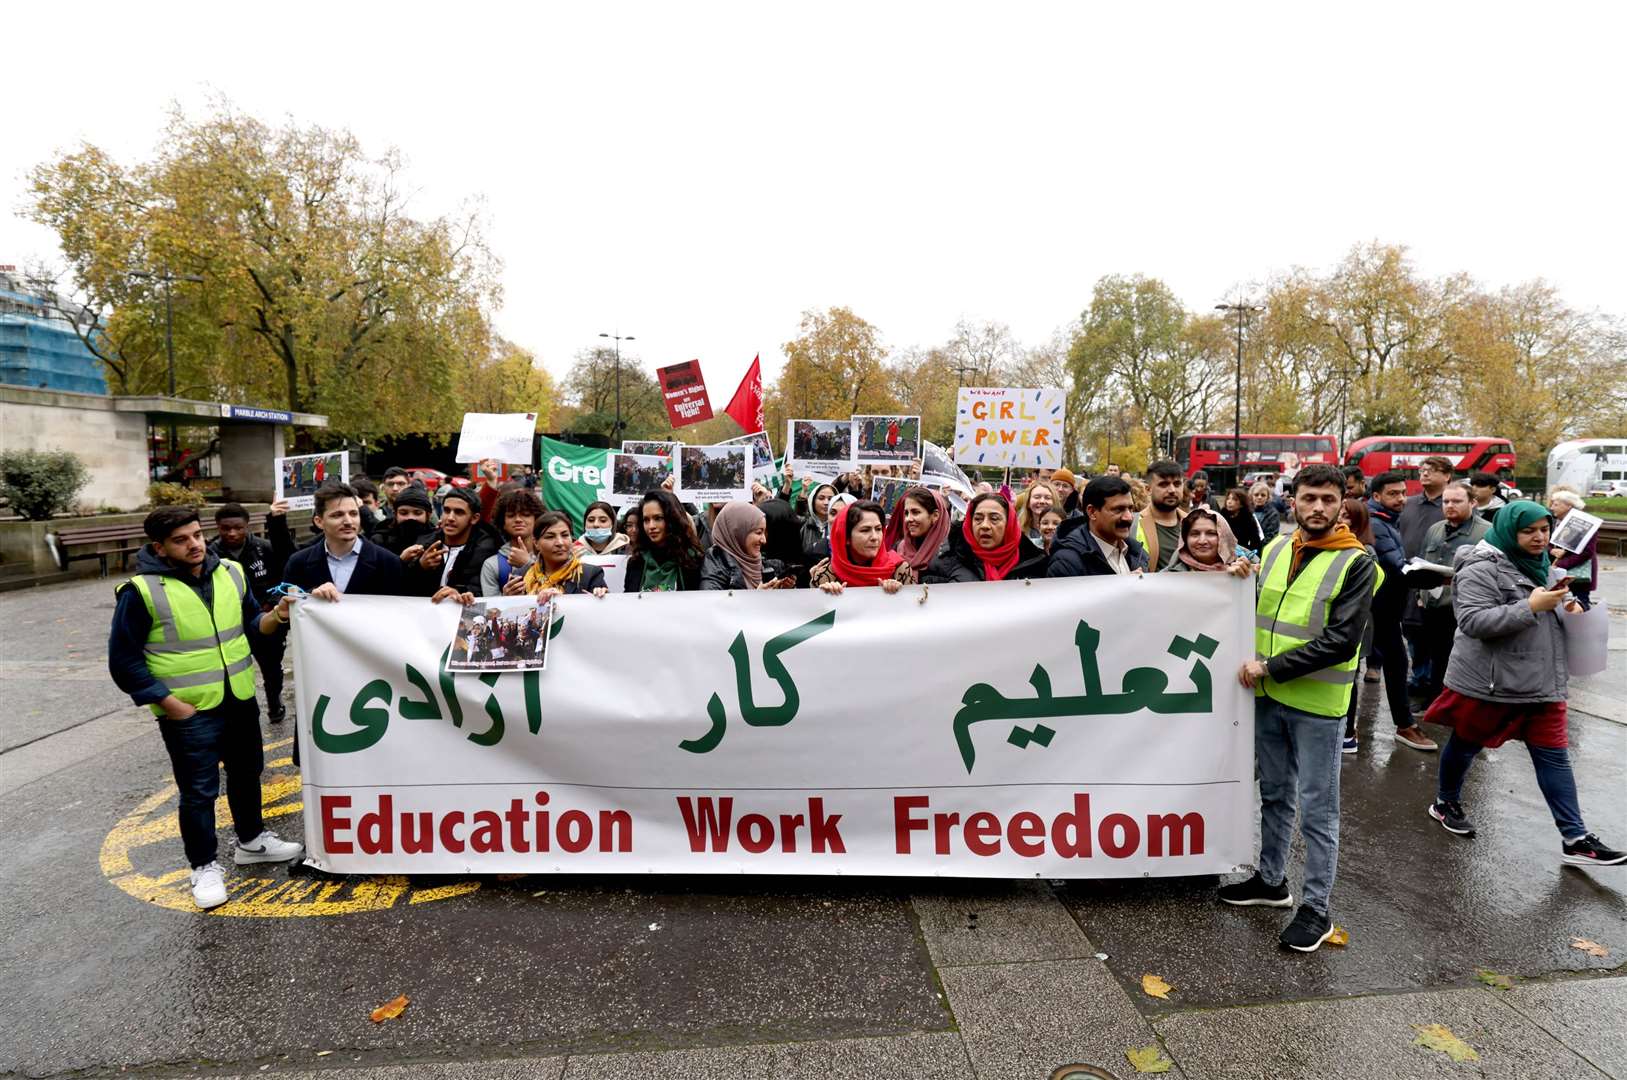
[540,436,611,534]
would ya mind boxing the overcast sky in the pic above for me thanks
[4,1,1622,398]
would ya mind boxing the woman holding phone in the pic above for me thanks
[699,501,795,590]
[1422,500,1624,865]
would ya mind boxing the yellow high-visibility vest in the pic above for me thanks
[1253,535,1382,717]
[121,560,256,716]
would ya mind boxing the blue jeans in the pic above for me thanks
[1256,696,1343,916]
[158,708,265,868]
[1436,734,1587,840]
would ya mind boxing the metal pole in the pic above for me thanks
[164,272,178,467]
[1233,307,1243,488]
[614,337,622,438]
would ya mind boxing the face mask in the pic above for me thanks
[583,528,613,544]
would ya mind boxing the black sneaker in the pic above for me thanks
[1428,800,1475,837]
[1218,872,1293,908]
[1279,904,1335,952]
[1562,834,1627,867]
[267,703,287,724]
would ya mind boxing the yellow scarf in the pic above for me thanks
[523,554,584,593]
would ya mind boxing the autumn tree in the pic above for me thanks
[27,100,505,440]
[764,307,897,437]
[457,337,557,425]
[560,346,669,440]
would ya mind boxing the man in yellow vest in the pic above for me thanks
[108,507,304,910]
[1223,464,1378,952]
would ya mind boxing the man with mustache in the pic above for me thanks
[1045,475,1149,577]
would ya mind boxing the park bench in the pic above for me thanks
[1596,519,1627,558]
[48,513,270,578]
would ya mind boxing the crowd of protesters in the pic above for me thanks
[108,450,1621,942]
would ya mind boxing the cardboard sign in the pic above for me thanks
[953,388,1065,468]
[275,451,349,511]
[657,360,714,428]
[456,412,539,465]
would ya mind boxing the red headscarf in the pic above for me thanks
[883,487,951,572]
[963,492,1022,581]
[830,503,907,586]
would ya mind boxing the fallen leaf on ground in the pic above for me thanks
[1327,926,1350,947]
[1413,1023,1479,1062]
[370,994,409,1023]
[315,1050,333,1057]
[1140,974,1173,1000]
[1125,1045,1174,1073]
[1570,937,1609,958]
[1475,969,1515,990]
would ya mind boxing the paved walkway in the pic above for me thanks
[1,560,1622,1079]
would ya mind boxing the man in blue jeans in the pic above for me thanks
[109,507,304,909]
[1225,465,1378,952]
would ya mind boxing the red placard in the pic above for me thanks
[657,359,713,428]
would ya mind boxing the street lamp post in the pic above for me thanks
[598,332,635,439]
[1214,302,1261,488]
[130,268,203,470]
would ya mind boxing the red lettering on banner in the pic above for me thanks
[359,794,393,854]
[964,811,1002,855]
[1008,811,1046,856]
[1099,813,1139,858]
[439,811,466,853]
[1053,794,1092,858]
[1145,812,1205,856]
[470,811,503,852]
[678,796,733,850]
[401,811,433,854]
[321,795,353,854]
[738,814,774,853]
[808,798,845,853]
[891,793,1203,861]
[676,796,844,853]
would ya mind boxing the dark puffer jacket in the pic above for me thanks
[698,546,789,590]
[922,528,1048,584]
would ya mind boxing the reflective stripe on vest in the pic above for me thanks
[1253,537,1374,718]
[124,561,256,716]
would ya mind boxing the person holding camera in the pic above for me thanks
[1422,500,1624,866]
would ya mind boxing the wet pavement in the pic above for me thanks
[2,564,1623,1079]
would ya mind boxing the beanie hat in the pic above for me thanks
[394,484,433,512]
[1051,467,1078,488]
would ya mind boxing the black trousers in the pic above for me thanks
[1416,605,1459,704]
[251,629,285,709]
[1369,598,1413,729]
[158,704,265,868]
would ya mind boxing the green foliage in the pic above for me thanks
[0,450,90,520]
[146,482,207,508]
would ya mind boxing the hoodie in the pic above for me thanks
[108,546,267,711]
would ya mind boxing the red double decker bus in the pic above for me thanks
[1173,433,1340,479]
[1344,435,1516,494]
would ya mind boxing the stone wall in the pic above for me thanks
[0,391,150,511]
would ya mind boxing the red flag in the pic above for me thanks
[724,354,765,434]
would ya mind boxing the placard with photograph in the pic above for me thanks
[788,419,854,469]
[1551,508,1603,555]
[676,444,751,503]
[275,451,349,511]
[621,440,678,461]
[871,475,914,516]
[852,414,920,466]
[447,595,553,672]
[607,452,674,505]
[723,430,775,477]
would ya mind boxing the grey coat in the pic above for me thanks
[1443,542,1568,704]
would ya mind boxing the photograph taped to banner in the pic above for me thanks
[1551,508,1602,554]
[852,414,920,466]
[275,451,348,511]
[953,387,1065,468]
[677,444,750,503]
[447,595,553,672]
[622,440,678,460]
[608,453,673,506]
[292,575,1254,878]
[455,412,538,465]
[788,419,854,470]
[722,430,775,477]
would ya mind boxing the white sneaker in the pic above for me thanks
[234,829,304,865]
[190,861,228,909]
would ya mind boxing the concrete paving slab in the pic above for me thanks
[1059,704,1627,1012]
[913,881,1095,967]
[1153,986,1608,1079]
[0,705,150,797]
[941,958,1180,1080]
[1501,975,1627,1078]
[562,1043,773,1079]
[202,1061,567,1079]
[770,1032,974,1079]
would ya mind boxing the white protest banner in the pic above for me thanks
[275,451,348,511]
[292,575,1254,877]
[456,412,539,465]
[953,388,1065,469]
